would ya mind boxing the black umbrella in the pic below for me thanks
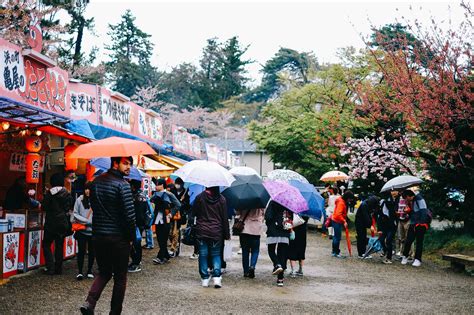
[222,174,270,210]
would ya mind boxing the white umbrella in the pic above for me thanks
[267,169,309,184]
[172,160,236,187]
[380,175,423,192]
[320,170,349,182]
[229,166,260,177]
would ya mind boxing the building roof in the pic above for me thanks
[202,138,262,152]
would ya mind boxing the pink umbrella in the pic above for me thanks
[263,180,309,213]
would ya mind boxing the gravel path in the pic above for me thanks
[0,231,473,314]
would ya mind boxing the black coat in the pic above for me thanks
[133,190,148,229]
[90,169,136,241]
[265,201,291,238]
[355,196,379,229]
[378,196,399,230]
[43,188,73,237]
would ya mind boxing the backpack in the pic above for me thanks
[144,197,155,228]
[414,199,433,225]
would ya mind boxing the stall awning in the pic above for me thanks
[152,154,188,169]
[0,96,69,124]
[135,156,174,177]
[37,124,92,143]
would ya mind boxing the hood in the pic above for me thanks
[366,195,380,209]
[204,190,222,204]
[50,186,69,198]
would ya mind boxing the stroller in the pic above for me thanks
[363,236,383,258]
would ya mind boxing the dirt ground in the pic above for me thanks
[0,231,473,314]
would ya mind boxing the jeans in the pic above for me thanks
[131,227,144,265]
[75,233,95,274]
[155,223,171,260]
[239,234,260,274]
[42,231,64,273]
[85,236,130,314]
[403,224,427,261]
[145,228,154,248]
[198,238,222,279]
[380,227,396,260]
[332,222,343,255]
[267,242,288,280]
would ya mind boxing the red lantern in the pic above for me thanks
[25,153,41,184]
[64,143,78,171]
[86,162,96,182]
[25,136,42,153]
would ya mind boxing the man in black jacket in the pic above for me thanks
[355,195,379,258]
[378,190,400,264]
[81,156,136,315]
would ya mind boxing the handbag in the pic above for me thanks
[182,226,196,246]
[232,210,251,236]
[135,226,142,243]
[72,208,92,232]
[325,215,333,228]
[292,214,305,228]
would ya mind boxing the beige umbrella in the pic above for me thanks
[320,170,349,182]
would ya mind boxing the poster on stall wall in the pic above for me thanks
[136,108,163,144]
[5,213,26,229]
[3,232,19,277]
[69,82,97,124]
[27,230,41,268]
[0,39,70,118]
[205,143,219,163]
[9,153,45,172]
[172,125,191,156]
[64,235,75,258]
[217,148,227,166]
[98,87,135,133]
[188,134,201,159]
[141,176,152,197]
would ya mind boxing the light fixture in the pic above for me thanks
[35,130,42,136]
[2,121,10,131]
[20,130,27,136]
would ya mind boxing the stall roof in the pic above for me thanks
[0,96,69,124]
[37,124,92,143]
[152,154,188,169]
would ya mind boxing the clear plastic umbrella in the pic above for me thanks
[171,160,236,187]
[267,169,309,184]
[380,175,423,192]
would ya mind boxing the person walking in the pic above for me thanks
[167,183,182,257]
[378,190,399,264]
[192,186,230,288]
[331,190,355,258]
[400,190,430,267]
[265,201,292,287]
[80,157,136,315]
[128,180,148,273]
[72,181,95,280]
[355,195,379,258]
[235,208,264,278]
[288,215,309,277]
[325,187,339,239]
[42,173,73,275]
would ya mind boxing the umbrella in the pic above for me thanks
[288,180,325,219]
[380,175,423,192]
[171,160,235,187]
[69,136,156,159]
[262,180,308,213]
[151,190,171,204]
[229,166,260,177]
[188,184,205,205]
[267,169,309,184]
[222,175,270,210]
[320,170,349,182]
[90,158,147,181]
[345,226,352,257]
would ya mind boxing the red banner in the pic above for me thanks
[69,82,98,124]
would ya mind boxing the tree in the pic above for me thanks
[105,10,157,97]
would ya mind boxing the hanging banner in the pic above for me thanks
[217,148,227,166]
[141,176,152,197]
[205,143,219,163]
[188,134,201,158]
[9,152,45,172]
[98,87,135,133]
[3,232,19,277]
[0,40,26,94]
[136,107,163,144]
[172,125,191,156]
[69,82,97,124]
[27,230,41,268]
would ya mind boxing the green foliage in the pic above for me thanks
[424,227,474,254]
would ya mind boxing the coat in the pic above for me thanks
[332,196,348,224]
[235,208,264,236]
[265,201,291,238]
[192,190,230,241]
[43,187,73,237]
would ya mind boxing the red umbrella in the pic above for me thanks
[345,226,352,257]
[69,137,156,159]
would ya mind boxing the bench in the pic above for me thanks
[442,254,474,272]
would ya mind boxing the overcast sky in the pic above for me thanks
[82,0,464,84]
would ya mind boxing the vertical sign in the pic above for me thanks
[27,230,41,268]
[69,82,97,124]
[3,232,19,277]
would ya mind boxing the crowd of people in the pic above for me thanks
[7,155,431,314]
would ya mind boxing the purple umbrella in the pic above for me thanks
[262,180,309,213]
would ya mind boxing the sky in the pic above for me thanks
[81,0,465,85]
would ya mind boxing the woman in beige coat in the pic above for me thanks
[235,208,264,278]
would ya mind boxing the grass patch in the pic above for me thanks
[424,227,474,255]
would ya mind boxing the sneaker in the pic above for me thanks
[248,267,255,279]
[142,245,154,249]
[295,270,304,276]
[412,259,421,267]
[86,273,94,279]
[401,256,409,265]
[201,278,210,287]
[380,252,385,257]
[383,259,393,264]
[213,276,222,288]
[168,251,175,258]
[396,251,402,257]
[364,255,372,259]
[277,279,284,287]
[272,265,284,275]
[128,265,142,273]
[79,303,94,315]
[289,271,296,278]
[358,255,364,259]
[189,253,199,260]
[334,254,345,259]
[152,258,165,265]
[76,273,84,280]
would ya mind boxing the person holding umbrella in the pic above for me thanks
[235,208,264,278]
[265,201,293,287]
[331,190,355,258]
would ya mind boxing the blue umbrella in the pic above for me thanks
[288,180,325,219]
[90,157,146,181]
[188,184,206,205]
